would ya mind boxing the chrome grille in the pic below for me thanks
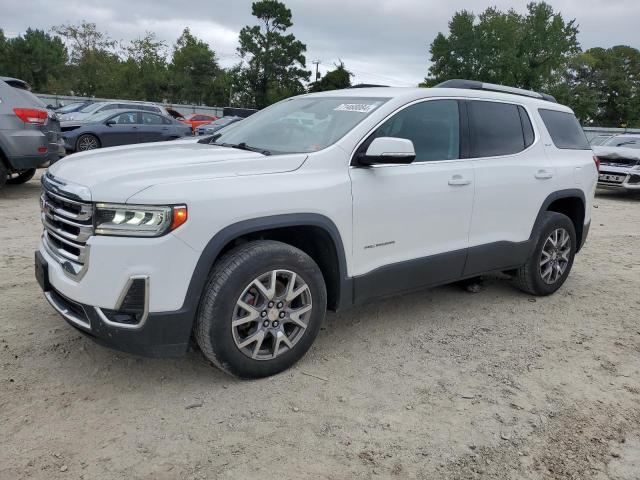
[41,174,93,278]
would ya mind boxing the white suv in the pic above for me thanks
[36,81,597,378]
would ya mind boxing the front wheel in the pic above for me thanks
[514,212,576,296]
[195,241,327,378]
[6,168,36,185]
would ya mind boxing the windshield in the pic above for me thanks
[604,136,640,149]
[213,96,389,154]
[57,102,86,113]
[79,102,104,113]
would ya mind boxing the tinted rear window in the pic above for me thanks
[538,109,590,150]
[519,106,535,148]
[2,80,47,108]
[469,101,524,157]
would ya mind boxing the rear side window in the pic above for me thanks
[370,99,460,162]
[518,106,535,148]
[538,109,590,150]
[469,101,524,157]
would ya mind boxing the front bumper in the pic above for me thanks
[44,284,193,357]
[597,168,640,191]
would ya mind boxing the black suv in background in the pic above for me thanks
[0,77,62,188]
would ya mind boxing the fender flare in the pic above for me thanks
[530,188,587,250]
[178,213,351,322]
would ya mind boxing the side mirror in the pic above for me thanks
[105,119,116,126]
[358,137,416,166]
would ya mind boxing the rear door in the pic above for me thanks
[464,100,557,275]
[100,111,140,147]
[138,112,169,142]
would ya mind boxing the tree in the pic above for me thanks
[426,2,579,91]
[168,28,220,104]
[0,28,67,92]
[308,61,352,92]
[553,46,640,127]
[121,32,168,101]
[237,0,310,108]
[52,21,121,96]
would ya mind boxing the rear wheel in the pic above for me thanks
[76,134,100,151]
[514,212,576,295]
[195,240,327,378]
[6,168,36,185]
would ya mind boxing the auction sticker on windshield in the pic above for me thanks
[334,103,380,113]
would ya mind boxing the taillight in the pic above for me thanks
[13,108,48,125]
[593,155,600,172]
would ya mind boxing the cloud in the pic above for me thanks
[2,0,639,86]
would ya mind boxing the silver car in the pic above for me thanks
[593,135,640,192]
[58,100,175,122]
[0,77,62,188]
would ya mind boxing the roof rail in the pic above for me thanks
[434,79,557,103]
[348,83,389,88]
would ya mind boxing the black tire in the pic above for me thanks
[6,168,36,185]
[76,134,100,151]
[0,160,8,190]
[514,212,576,296]
[195,240,327,379]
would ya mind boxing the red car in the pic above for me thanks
[181,113,218,132]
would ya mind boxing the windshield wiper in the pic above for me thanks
[211,141,271,156]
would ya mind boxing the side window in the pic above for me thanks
[161,116,172,125]
[99,104,117,112]
[518,106,535,148]
[538,109,590,150]
[469,101,524,157]
[111,112,138,125]
[142,113,163,125]
[370,99,460,162]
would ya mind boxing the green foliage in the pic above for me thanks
[308,61,352,92]
[236,0,310,108]
[0,28,67,92]
[168,28,221,104]
[120,32,168,101]
[552,46,640,127]
[52,21,121,96]
[427,2,579,90]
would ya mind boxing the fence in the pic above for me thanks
[36,93,224,118]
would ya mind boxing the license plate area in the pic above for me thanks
[599,173,626,183]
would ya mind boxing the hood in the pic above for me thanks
[593,146,640,167]
[48,140,308,202]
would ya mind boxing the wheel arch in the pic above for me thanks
[181,214,352,322]
[534,189,587,252]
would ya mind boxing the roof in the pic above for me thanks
[302,85,572,112]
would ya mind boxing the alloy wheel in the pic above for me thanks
[78,136,99,151]
[539,228,571,285]
[232,269,313,360]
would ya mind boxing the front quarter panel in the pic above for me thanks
[127,146,354,276]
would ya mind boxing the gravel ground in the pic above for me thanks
[1,172,639,480]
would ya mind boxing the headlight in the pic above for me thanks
[94,203,188,237]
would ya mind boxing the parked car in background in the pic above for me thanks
[593,134,640,192]
[0,76,63,189]
[55,101,94,115]
[61,110,191,152]
[181,113,218,132]
[588,133,616,146]
[195,116,243,135]
[58,101,174,122]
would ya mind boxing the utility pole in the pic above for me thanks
[312,60,321,83]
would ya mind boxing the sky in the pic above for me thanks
[1,0,639,86]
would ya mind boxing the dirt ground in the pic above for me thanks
[1,171,639,480]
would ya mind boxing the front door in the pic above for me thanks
[349,99,475,301]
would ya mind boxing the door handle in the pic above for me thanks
[448,175,471,186]
[535,170,554,180]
